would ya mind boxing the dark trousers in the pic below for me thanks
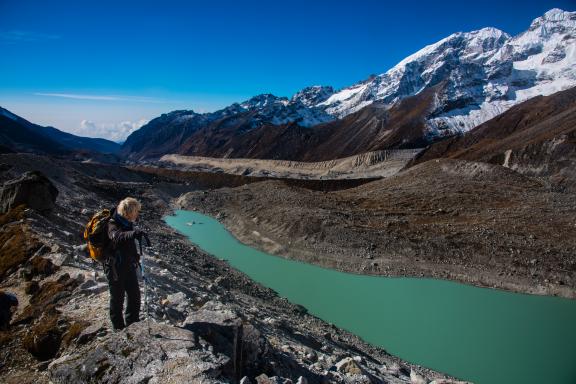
[105,260,141,330]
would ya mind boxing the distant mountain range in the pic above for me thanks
[0,107,120,157]
[1,8,574,164]
[121,8,576,161]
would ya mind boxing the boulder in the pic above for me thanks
[255,374,284,384]
[166,291,188,310]
[182,306,242,367]
[335,357,363,375]
[49,321,230,383]
[78,282,108,296]
[79,279,97,290]
[76,323,105,345]
[74,273,85,284]
[214,275,231,289]
[161,291,190,322]
[0,171,58,214]
[410,369,427,384]
[182,303,270,379]
[46,252,70,267]
[182,306,242,341]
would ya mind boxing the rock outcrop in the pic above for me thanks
[0,171,58,214]
[49,322,231,384]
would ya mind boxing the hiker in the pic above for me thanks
[105,197,146,330]
[0,291,18,330]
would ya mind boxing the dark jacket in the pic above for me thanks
[104,209,142,329]
[105,209,140,279]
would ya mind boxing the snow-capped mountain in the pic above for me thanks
[314,8,576,138]
[291,86,335,107]
[159,93,334,128]
[122,8,576,161]
[318,27,510,117]
[120,93,334,159]
[235,93,334,127]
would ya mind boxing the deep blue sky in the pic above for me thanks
[0,0,573,140]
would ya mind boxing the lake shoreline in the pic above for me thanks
[164,208,576,384]
[176,180,576,300]
[218,213,576,299]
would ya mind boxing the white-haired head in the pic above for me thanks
[117,197,141,222]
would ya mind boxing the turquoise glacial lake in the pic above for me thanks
[164,209,576,384]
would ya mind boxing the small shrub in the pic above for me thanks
[28,256,58,278]
[17,278,78,323]
[24,281,40,295]
[61,321,89,347]
[22,312,63,361]
[0,205,42,280]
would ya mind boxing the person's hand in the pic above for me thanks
[143,233,151,247]
[133,229,145,241]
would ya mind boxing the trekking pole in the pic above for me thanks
[139,235,151,335]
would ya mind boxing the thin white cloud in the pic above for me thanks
[79,119,97,131]
[77,119,149,142]
[0,30,61,43]
[34,93,165,103]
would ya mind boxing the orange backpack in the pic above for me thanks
[83,209,112,262]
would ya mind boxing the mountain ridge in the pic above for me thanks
[0,106,121,156]
[411,85,576,190]
[121,8,576,161]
